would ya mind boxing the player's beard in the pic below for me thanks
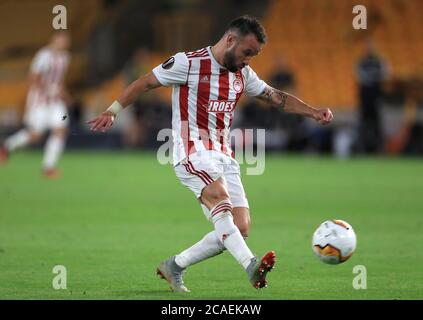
[223,48,243,73]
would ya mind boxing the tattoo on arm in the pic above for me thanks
[262,86,273,100]
[261,86,287,109]
[274,90,287,109]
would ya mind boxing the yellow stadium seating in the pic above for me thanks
[256,0,423,109]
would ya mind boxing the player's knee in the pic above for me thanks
[209,187,229,203]
[202,182,230,206]
[52,128,67,139]
[29,132,42,143]
[211,190,229,204]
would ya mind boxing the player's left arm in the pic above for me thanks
[257,85,333,125]
[88,72,162,132]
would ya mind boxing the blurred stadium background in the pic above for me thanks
[0,0,422,154]
[0,0,422,300]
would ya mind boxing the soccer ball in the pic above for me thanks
[312,219,357,264]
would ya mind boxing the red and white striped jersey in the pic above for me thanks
[26,46,70,109]
[153,46,266,165]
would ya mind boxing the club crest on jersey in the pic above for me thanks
[161,56,175,70]
[207,100,236,113]
[233,77,243,93]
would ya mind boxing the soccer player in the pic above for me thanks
[88,15,333,291]
[0,31,71,179]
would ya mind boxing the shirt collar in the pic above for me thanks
[207,46,227,70]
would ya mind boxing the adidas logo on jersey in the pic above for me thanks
[207,100,236,112]
[200,75,209,83]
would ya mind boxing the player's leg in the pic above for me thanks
[225,168,276,288]
[42,127,67,178]
[171,203,252,271]
[157,227,225,292]
[1,107,46,164]
[1,130,43,163]
[172,161,250,272]
[233,207,251,238]
[158,177,238,292]
[158,151,272,291]
[157,154,226,292]
[200,202,250,237]
[174,225,225,268]
[42,103,68,178]
[201,177,257,270]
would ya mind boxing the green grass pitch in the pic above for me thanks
[0,151,422,299]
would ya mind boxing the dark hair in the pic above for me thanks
[226,15,267,44]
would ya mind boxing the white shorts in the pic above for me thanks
[174,150,249,209]
[24,102,68,133]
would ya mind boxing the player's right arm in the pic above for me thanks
[88,72,162,132]
[88,52,188,132]
[257,85,333,125]
[243,66,333,125]
[28,50,48,91]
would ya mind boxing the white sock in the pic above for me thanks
[4,129,30,151]
[42,135,65,169]
[175,231,225,268]
[211,200,255,270]
[203,203,249,240]
[201,204,211,220]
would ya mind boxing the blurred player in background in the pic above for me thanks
[88,15,333,292]
[0,31,71,179]
[355,39,389,154]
